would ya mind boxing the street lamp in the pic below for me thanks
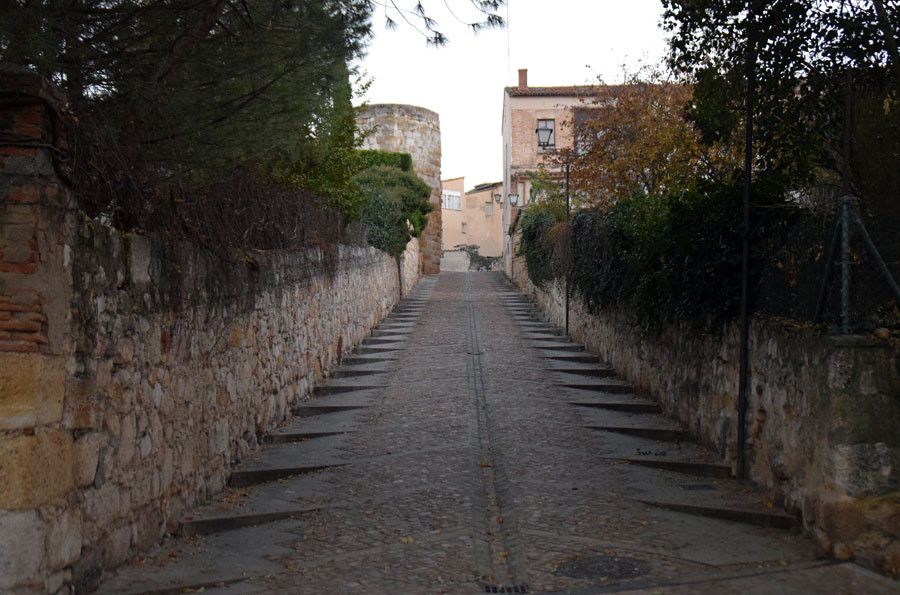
[535,125,554,149]
[535,127,573,336]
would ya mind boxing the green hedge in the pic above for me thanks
[356,150,413,173]
[355,165,433,258]
[520,175,799,327]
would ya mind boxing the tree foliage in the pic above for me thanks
[1,1,372,172]
[662,0,900,192]
[571,71,740,207]
[0,1,505,222]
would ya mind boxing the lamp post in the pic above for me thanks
[736,1,755,481]
[536,126,572,336]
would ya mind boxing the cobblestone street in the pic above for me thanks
[97,272,893,594]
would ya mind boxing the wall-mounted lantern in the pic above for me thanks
[493,192,502,204]
[507,193,519,206]
[536,126,554,149]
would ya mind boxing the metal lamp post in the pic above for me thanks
[536,126,572,336]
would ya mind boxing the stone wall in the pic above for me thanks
[356,104,442,274]
[510,232,899,575]
[400,236,419,297]
[0,70,418,592]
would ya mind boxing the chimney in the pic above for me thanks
[518,68,528,89]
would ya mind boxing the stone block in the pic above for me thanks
[46,508,82,568]
[0,352,65,430]
[0,509,44,590]
[73,432,102,487]
[0,429,74,509]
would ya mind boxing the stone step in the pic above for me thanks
[557,382,634,394]
[586,425,685,442]
[615,457,731,479]
[371,330,410,338]
[341,356,396,365]
[313,385,385,396]
[331,369,387,379]
[263,430,350,444]
[355,346,401,355]
[534,343,584,352]
[524,327,564,335]
[547,354,599,364]
[228,462,346,488]
[363,337,405,346]
[526,333,568,341]
[295,404,371,417]
[180,506,321,536]
[638,499,798,530]
[569,400,659,414]
[551,367,616,378]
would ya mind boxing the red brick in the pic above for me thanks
[0,340,39,352]
[0,146,37,158]
[0,311,9,321]
[13,105,43,129]
[0,302,41,312]
[5,186,40,204]
[0,262,37,274]
[20,312,47,323]
[0,320,41,332]
[13,122,42,138]
[11,332,48,344]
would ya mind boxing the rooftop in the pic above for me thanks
[467,182,503,195]
[504,85,602,98]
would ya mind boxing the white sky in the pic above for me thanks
[354,0,668,191]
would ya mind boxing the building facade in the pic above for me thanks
[500,69,598,273]
[441,178,504,258]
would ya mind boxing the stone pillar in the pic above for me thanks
[0,66,80,592]
[356,104,443,273]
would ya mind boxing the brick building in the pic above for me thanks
[441,178,504,258]
[500,68,599,273]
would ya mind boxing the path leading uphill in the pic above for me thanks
[97,272,893,594]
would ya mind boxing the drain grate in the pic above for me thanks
[483,585,528,593]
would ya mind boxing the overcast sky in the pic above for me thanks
[354,0,668,191]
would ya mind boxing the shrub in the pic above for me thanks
[356,150,413,173]
[525,174,799,328]
[518,204,562,287]
[355,166,433,258]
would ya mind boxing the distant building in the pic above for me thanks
[500,68,599,273]
[441,177,504,258]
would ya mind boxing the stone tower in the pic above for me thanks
[356,104,442,274]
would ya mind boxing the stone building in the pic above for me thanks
[500,68,599,273]
[356,104,443,274]
[441,177,504,258]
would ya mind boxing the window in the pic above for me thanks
[441,190,461,210]
[484,202,494,217]
[461,222,468,234]
[536,118,555,150]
